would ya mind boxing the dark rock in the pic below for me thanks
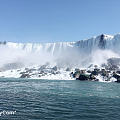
[38,65,47,71]
[52,66,57,71]
[52,71,56,75]
[89,74,96,80]
[17,69,21,72]
[94,78,99,81]
[94,65,98,68]
[112,72,120,82]
[20,71,27,74]
[20,73,30,78]
[75,68,80,72]
[56,71,60,74]
[73,69,97,81]
[70,72,74,77]
[39,75,41,77]
[39,74,45,77]
[116,71,120,74]
[100,69,108,77]
[101,63,107,67]
[88,64,94,68]
[87,70,92,73]
[91,70,98,76]
[107,70,111,73]
[109,65,118,71]
[91,68,100,75]
[39,70,44,74]
[31,73,36,76]
[98,34,106,49]
[73,70,80,79]
[77,74,90,81]
[25,68,29,71]
[80,70,86,74]
[101,63,110,70]
[66,68,71,71]
[38,71,45,76]
[26,68,36,73]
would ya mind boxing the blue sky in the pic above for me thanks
[0,0,120,43]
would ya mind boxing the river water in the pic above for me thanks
[0,78,120,120]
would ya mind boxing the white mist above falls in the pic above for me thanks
[1,33,120,69]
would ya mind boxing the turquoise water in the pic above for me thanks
[0,78,120,120]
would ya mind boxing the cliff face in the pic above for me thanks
[98,34,106,49]
[1,33,119,55]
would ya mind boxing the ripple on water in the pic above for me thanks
[0,78,120,120]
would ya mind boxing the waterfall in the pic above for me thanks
[6,42,75,55]
[0,33,120,68]
[4,34,120,55]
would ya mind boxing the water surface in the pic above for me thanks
[0,78,120,120]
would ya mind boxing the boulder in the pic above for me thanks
[73,69,97,81]
[20,73,30,78]
[66,67,71,71]
[73,70,80,79]
[91,68,100,75]
[26,68,36,73]
[70,72,74,77]
[77,74,90,81]
[100,69,109,77]
[89,74,96,81]
[20,71,27,74]
[75,68,80,72]
[52,66,57,71]
[38,65,47,71]
[88,64,94,68]
[87,70,92,73]
[116,71,120,74]
[80,70,86,74]
[113,72,120,83]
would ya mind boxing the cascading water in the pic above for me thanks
[5,34,120,54]
[0,33,120,69]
